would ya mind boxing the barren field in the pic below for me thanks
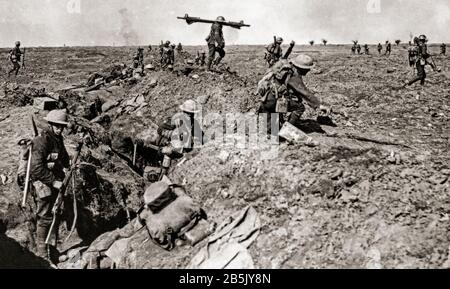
[0,44,449,269]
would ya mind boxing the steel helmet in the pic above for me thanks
[44,109,69,126]
[216,16,225,21]
[179,99,200,114]
[276,37,283,44]
[15,41,21,46]
[418,35,427,42]
[291,54,315,70]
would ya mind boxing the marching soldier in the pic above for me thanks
[30,110,70,260]
[385,41,392,56]
[404,35,440,87]
[377,43,382,54]
[206,16,226,71]
[8,41,23,77]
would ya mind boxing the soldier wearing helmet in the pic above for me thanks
[384,41,392,56]
[404,34,440,87]
[8,41,23,77]
[161,41,175,69]
[377,43,383,54]
[258,54,330,133]
[29,109,70,260]
[265,37,296,67]
[205,16,226,71]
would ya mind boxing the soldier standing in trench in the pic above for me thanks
[205,16,226,71]
[30,110,70,260]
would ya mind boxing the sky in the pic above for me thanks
[0,0,449,47]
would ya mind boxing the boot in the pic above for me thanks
[36,224,49,259]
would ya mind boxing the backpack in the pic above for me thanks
[137,181,206,251]
[257,59,294,106]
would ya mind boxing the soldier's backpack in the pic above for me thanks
[137,180,206,251]
[256,59,294,112]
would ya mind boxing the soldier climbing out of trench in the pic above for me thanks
[257,54,331,136]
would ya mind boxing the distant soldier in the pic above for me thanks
[148,45,152,53]
[200,52,206,66]
[265,37,283,67]
[441,43,446,56]
[377,43,382,54]
[385,41,392,56]
[356,44,361,54]
[30,110,70,260]
[351,45,356,54]
[205,16,226,71]
[161,41,174,69]
[177,43,183,53]
[257,55,330,134]
[364,44,370,55]
[404,35,440,87]
[8,41,23,77]
[133,47,144,70]
[408,37,420,67]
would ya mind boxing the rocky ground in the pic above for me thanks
[0,44,449,269]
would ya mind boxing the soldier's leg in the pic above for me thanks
[14,62,21,76]
[419,65,426,85]
[35,196,54,258]
[407,62,424,86]
[206,44,216,70]
[258,93,277,135]
[214,47,226,65]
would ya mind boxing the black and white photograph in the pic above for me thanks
[0,0,449,274]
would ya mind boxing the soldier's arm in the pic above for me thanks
[214,24,224,47]
[30,135,57,186]
[288,77,321,109]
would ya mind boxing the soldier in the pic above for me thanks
[133,47,144,70]
[385,41,392,56]
[30,110,70,260]
[177,43,183,53]
[161,41,174,69]
[205,16,226,71]
[265,37,283,67]
[356,44,361,55]
[377,43,383,54]
[200,52,206,66]
[258,54,330,134]
[404,35,440,87]
[408,37,420,67]
[8,41,23,77]
[364,44,370,55]
[351,45,356,54]
[148,45,152,53]
[441,43,446,56]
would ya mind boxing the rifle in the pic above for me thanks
[22,47,26,69]
[21,116,39,208]
[177,14,250,29]
[45,140,84,245]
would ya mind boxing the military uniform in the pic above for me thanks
[133,48,144,70]
[385,42,392,56]
[407,40,437,86]
[265,42,283,67]
[364,45,370,55]
[441,43,446,56]
[356,44,361,54]
[377,44,382,54]
[8,45,23,76]
[30,126,70,257]
[206,21,225,70]
[258,60,321,130]
[161,43,175,69]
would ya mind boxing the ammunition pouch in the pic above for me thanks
[34,181,53,200]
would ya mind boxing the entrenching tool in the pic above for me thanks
[21,115,39,208]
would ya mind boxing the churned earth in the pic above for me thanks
[0,44,449,268]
